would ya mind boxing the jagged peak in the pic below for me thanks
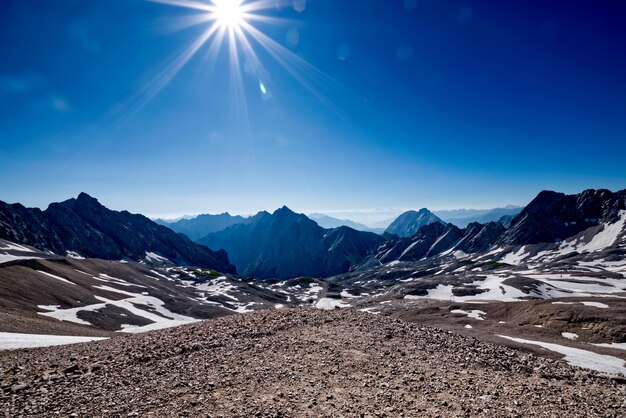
[75,192,100,205]
[273,206,298,217]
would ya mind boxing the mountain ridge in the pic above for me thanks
[0,193,236,273]
[200,206,385,279]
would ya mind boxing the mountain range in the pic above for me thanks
[434,206,523,228]
[199,206,385,279]
[308,213,384,234]
[0,193,235,273]
[155,213,248,241]
[2,188,626,361]
[2,189,624,282]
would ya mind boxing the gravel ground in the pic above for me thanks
[1,308,626,417]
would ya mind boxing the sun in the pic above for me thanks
[212,0,246,29]
[143,0,337,118]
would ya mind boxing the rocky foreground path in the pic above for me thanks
[1,309,625,417]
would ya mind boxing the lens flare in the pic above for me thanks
[137,0,346,124]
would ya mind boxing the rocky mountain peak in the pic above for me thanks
[385,208,444,238]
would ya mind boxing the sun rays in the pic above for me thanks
[134,0,342,125]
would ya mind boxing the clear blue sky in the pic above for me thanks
[1,0,625,220]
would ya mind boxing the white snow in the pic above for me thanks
[501,246,529,265]
[561,332,579,340]
[562,211,626,254]
[0,332,107,350]
[340,290,359,298]
[0,253,41,264]
[359,307,380,315]
[36,270,75,286]
[92,273,147,288]
[66,251,85,259]
[453,250,469,259]
[144,252,170,264]
[498,335,626,376]
[552,301,609,309]
[315,298,350,310]
[450,309,486,320]
[592,343,626,351]
[195,277,239,300]
[38,286,201,333]
[464,324,473,329]
[0,242,34,252]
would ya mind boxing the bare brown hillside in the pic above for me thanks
[1,309,625,417]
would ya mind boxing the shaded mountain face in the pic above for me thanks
[385,209,444,238]
[0,193,236,273]
[375,221,505,263]
[436,206,523,228]
[498,189,626,246]
[497,215,515,228]
[156,213,247,241]
[199,207,385,279]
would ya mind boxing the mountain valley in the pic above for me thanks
[1,188,626,416]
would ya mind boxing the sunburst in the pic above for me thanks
[135,0,342,121]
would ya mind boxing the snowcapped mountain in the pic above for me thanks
[385,208,445,238]
[0,193,236,273]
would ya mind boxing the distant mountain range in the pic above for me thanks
[199,206,385,279]
[2,189,624,282]
[434,206,523,228]
[308,213,384,234]
[0,193,235,273]
[155,213,248,241]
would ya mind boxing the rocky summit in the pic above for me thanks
[0,193,235,273]
[1,309,625,417]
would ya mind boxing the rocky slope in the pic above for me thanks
[0,238,296,336]
[1,309,624,417]
[385,208,444,238]
[374,221,505,264]
[0,193,235,272]
[499,189,626,246]
[200,207,386,279]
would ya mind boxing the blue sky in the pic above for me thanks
[1,0,625,222]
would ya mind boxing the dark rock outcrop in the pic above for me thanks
[498,189,626,246]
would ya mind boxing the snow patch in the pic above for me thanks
[315,298,350,310]
[36,270,75,286]
[0,332,107,350]
[498,335,626,376]
[450,309,486,320]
